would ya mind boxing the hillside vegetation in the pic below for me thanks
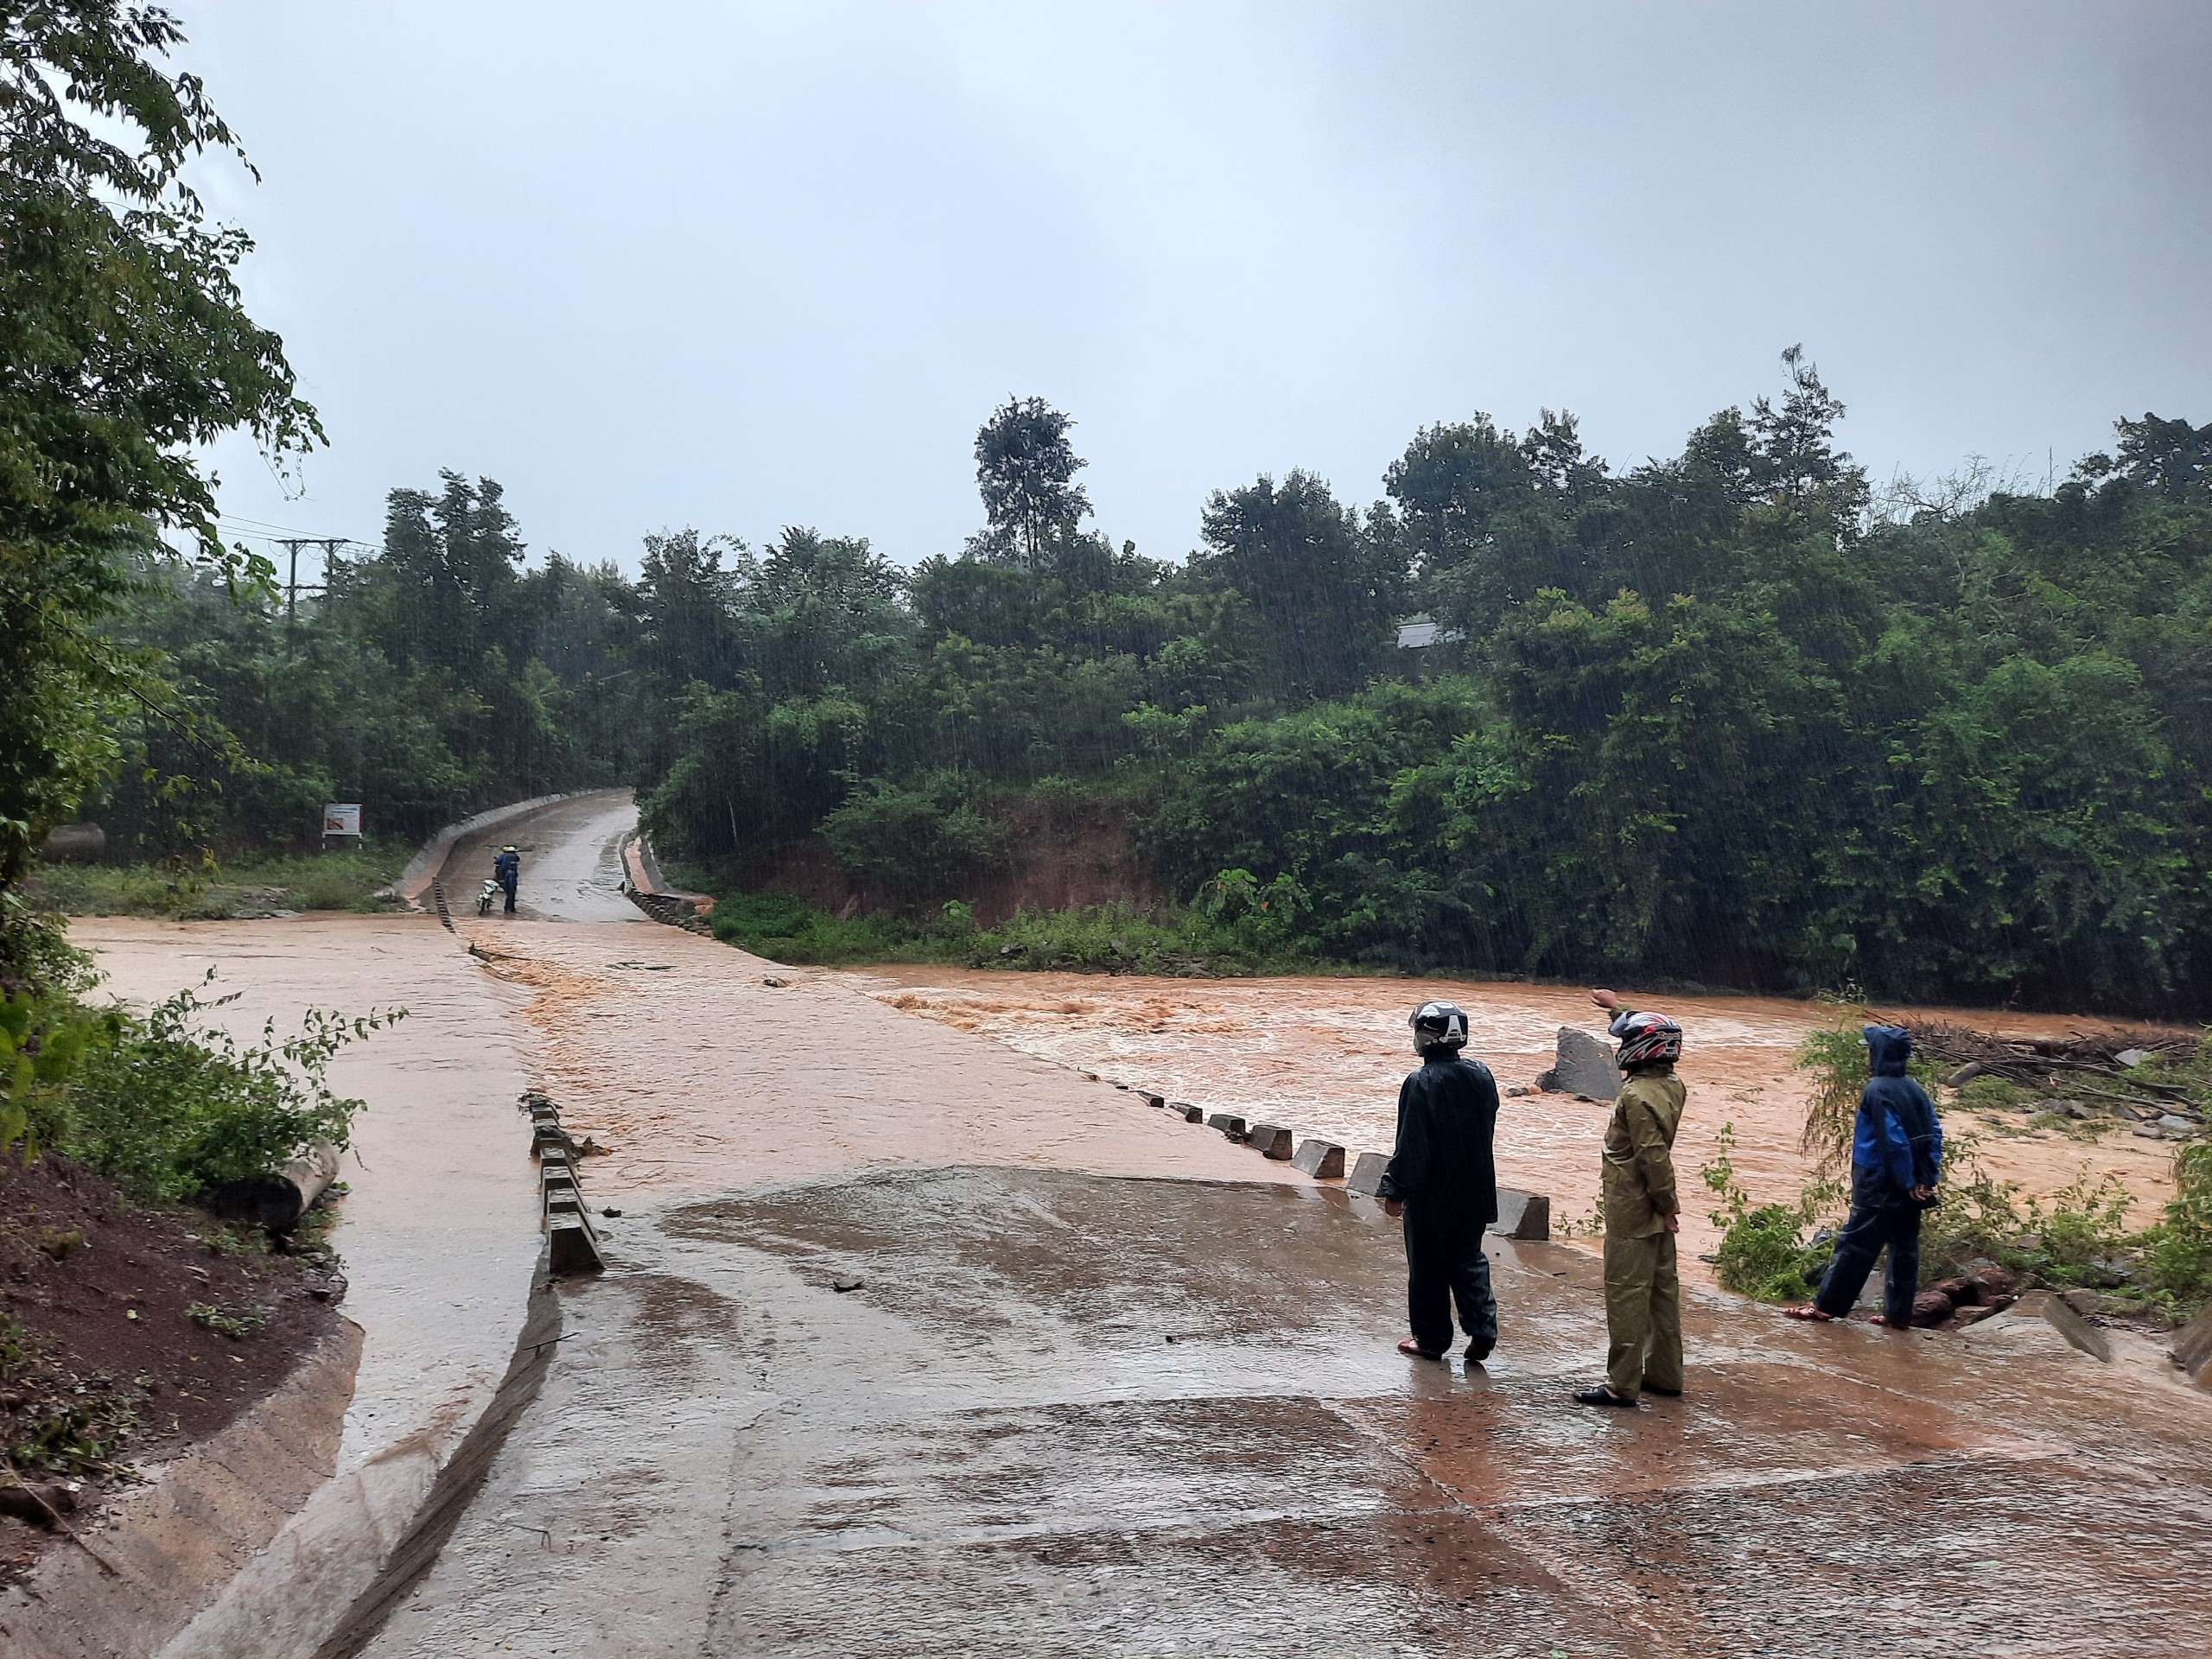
[59,367,2212,1013]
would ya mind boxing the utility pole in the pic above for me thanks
[276,537,346,627]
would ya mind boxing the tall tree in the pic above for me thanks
[0,2,315,906]
[972,396,1091,567]
[1198,470,1404,703]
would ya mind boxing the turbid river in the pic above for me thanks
[840,966,2188,1266]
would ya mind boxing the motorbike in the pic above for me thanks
[476,877,501,916]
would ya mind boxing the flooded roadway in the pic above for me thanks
[71,795,2212,1656]
[367,796,2212,1658]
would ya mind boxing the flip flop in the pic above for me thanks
[1573,1386,1640,1409]
[1782,1305,1836,1322]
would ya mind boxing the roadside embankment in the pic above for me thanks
[16,915,543,1659]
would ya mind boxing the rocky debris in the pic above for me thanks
[1948,1305,1999,1327]
[1503,1084,1535,1098]
[1245,1124,1294,1160]
[1345,1152,1389,1197]
[1913,1289,1955,1326]
[1535,1027,1619,1101]
[0,1481,79,1529]
[1291,1140,1345,1179]
[2171,1304,2212,1387]
[1205,1113,1247,1141]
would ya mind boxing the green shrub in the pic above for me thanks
[49,976,403,1205]
[1955,1073,2039,1113]
[1700,1122,1838,1300]
[821,772,1007,907]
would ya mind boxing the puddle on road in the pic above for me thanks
[837,966,2184,1261]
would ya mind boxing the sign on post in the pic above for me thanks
[321,804,363,837]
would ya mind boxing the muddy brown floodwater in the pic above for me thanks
[840,966,2189,1270]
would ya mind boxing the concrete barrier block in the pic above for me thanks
[1535,1027,1621,1100]
[1206,1113,1248,1141]
[1246,1124,1294,1160]
[1346,1152,1390,1197]
[547,1214,604,1275]
[1494,1188,1552,1242]
[1139,1091,1165,1109]
[1172,1102,1203,1122]
[2040,1291,2113,1361]
[1292,1140,1345,1179]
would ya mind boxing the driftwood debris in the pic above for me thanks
[1906,1022,2204,1121]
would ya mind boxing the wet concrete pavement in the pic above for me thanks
[364,1163,2212,1657]
[442,788,647,925]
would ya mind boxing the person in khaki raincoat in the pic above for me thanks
[1576,989,1687,1408]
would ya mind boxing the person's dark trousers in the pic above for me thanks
[500,876,518,914]
[1814,1164,1923,1325]
[1404,1207,1497,1357]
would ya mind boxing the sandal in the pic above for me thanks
[1397,1338,1446,1361]
[1573,1386,1641,1409]
[1782,1305,1836,1322]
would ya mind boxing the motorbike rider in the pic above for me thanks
[493,844,521,915]
[1377,1001,1503,1364]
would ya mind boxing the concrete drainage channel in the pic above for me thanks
[305,1095,604,1657]
[1116,1081,1554,1241]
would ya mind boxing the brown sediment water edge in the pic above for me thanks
[836,965,2195,1276]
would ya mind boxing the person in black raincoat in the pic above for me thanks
[1378,1001,1501,1363]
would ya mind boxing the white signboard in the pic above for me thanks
[322,804,363,836]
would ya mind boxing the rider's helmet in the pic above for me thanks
[1409,1001,1469,1056]
[501,844,518,854]
[1613,1010,1683,1069]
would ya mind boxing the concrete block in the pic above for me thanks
[1206,1113,1248,1141]
[1535,1026,1620,1100]
[1292,1140,1345,1179]
[1139,1091,1165,1109]
[1172,1102,1203,1122]
[2171,1303,2212,1385]
[1246,1123,1294,1160]
[547,1214,604,1275]
[1493,1188,1551,1242]
[1346,1152,1390,1197]
[2039,1291,2113,1361]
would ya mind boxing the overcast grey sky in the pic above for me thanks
[181,2,2212,575]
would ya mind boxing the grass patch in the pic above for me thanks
[22,840,413,919]
[702,887,1320,976]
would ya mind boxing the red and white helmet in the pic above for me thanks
[1613,1010,1682,1068]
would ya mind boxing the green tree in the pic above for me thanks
[972,395,1091,567]
[1,2,315,916]
[1196,470,1404,702]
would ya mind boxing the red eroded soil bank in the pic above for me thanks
[0,1154,343,1585]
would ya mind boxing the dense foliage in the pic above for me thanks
[58,369,2212,1014]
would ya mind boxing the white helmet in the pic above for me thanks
[1409,1001,1469,1055]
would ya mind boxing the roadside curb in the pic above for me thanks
[389,791,590,912]
[617,829,713,934]
[0,1321,365,1659]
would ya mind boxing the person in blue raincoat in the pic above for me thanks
[1787,1025,1944,1328]
[493,844,521,915]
